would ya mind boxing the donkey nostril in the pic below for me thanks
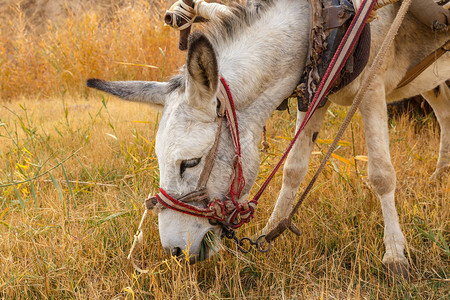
[163,246,183,257]
[172,247,182,257]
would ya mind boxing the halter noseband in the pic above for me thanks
[146,77,257,229]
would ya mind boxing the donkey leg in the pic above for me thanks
[262,104,329,234]
[360,83,409,278]
[421,83,450,181]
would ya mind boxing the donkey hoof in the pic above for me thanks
[385,261,411,282]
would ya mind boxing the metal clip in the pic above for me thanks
[220,222,272,253]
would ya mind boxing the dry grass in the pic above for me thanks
[0,1,449,299]
[0,0,184,100]
[1,97,448,299]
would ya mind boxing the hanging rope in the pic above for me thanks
[128,209,150,273]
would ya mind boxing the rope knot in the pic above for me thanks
[166,0,196,31]
[209,199,226,220]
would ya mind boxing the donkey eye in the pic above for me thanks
[180,158,201,177]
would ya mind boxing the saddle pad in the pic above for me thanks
[331,23,371,93]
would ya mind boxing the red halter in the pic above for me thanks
[146,77,256,229]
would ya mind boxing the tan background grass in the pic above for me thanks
[0,0,185,100]
[0,0,449,299]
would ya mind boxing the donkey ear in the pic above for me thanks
[186,32,219,112]
[87,79,168,109]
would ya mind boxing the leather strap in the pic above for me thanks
[197,100,225,190]
[396,39,450,89]
[409,0,450,31]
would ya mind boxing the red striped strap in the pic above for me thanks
[156,189,227,220]
[250,0,377,204]
[219,78,246,205]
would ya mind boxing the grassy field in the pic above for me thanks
[1,1,449,299]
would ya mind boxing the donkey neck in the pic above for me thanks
[211,0,310,126]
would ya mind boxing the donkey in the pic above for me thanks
[87,0,450,276]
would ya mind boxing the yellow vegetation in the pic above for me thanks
[0,0,184,100]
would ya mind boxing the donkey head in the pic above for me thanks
[87,32,262,263]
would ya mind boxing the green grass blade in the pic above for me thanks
[61,164,76,209]
[96,211,131,226]
[13,187,25,211]
[30,181,37,209]
[50,173,66,217]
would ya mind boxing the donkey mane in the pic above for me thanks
[203,0,275,49]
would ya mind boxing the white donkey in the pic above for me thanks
[87,0,449,276]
